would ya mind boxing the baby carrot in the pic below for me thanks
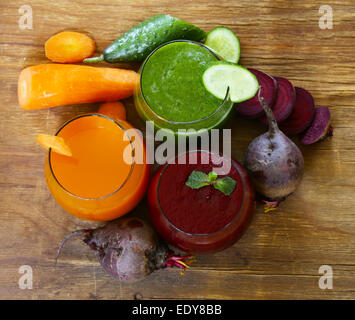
[98,101,126,121]
[18,64,139,110]
[45,31,96,63]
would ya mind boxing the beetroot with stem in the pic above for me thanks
[301,106,333,145]
[236,68,278,118]
[55,217,194,282]
[279,87,315,135]
[259,76,296,125]
[244,91,304,209]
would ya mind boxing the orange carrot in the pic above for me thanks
[98,101,126,121]
[36,134,72,156]
[45,31,96,63]
[18,64,139,110]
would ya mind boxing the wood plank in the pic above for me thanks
[0,0,354,299]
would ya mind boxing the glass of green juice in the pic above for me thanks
[134,40,233,135]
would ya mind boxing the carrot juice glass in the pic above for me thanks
[44,114,150,221]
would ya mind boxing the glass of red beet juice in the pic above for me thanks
[147,150,255,254]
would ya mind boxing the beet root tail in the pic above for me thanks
[164,253,196,275]
[54,229,92,267]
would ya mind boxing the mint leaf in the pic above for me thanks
[185,171,210,189]
[213,176,236,196]
[208,171,218,181]
[185,170,237,196]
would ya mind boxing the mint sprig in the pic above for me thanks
[185,170,236,196]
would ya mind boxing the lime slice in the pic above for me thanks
[203,62,259,103]
[205,27,240,63]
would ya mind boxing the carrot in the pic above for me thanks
[45,31,96,63]
[98,101,126,121]
[36,134,72,157]
[18,64,139,110]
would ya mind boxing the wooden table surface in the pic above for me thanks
[1,0,354,300]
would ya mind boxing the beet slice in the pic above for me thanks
[236,68,278,118]
[279,87,316,135]
[259,76,295,125]
[301,106,332,145]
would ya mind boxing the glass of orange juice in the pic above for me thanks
[44,113,150,221]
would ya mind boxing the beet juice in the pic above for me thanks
[147,150,255,254]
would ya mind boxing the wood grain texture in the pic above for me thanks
[1,0,355,299]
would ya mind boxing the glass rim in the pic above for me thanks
[156,149,245,236]
[48,113,135,201]
[139,39,231,125]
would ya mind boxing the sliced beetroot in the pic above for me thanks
[236,68,278,118]
[301,106,332,145]
[279,87,316,135]
[259,76,295,125]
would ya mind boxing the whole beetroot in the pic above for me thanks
[55,217,193,282]
[244,92,304,210]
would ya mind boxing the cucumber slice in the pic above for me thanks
[203,62,259,103]
[205,27,240,63]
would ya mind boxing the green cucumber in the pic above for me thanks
[202,62,259,103]
[204,27,240,63]
[84,14,206,63]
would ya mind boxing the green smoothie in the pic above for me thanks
[141,41,222,122]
